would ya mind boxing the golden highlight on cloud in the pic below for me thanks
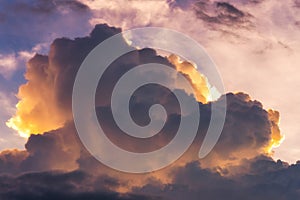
[265,109,284,154]
[6,54,70,138]
[167,54,210,103]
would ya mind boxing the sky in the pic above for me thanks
[0,0,300,199]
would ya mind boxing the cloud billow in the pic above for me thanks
[0,24,296,199]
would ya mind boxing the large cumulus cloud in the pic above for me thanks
[0,24,296,199]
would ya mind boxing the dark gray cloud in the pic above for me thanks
[0,171,157,200]
[134,158,300,200]
[194,1,253,30]
[1,155,300,200]
[0,150,27,174]
[167,0,256,37]
[168,0,265,9]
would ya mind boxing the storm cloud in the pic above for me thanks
[0,23,296,199]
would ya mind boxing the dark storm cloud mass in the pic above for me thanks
[0,24,298,199]
[8,23,279,166]
[135,159,300,200]
[0,171,157,200]
[1,155,300,200]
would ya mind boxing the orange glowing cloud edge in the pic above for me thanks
[265,109,285,154]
